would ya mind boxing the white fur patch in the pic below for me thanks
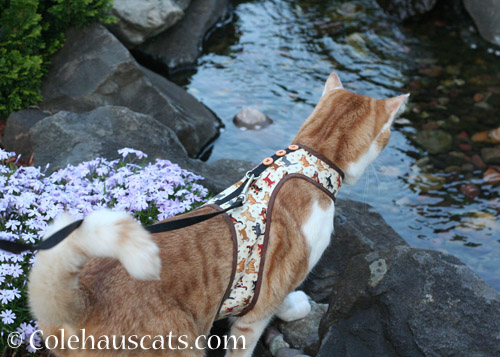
[76,209,161,280]
[276,290,311,322]
[344,140,381,185]
[302,200,335,272]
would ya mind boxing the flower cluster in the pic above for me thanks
[0,148,208,353]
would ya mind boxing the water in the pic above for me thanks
[170,0,500,290]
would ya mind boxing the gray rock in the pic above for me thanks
[375,0,437,20]
[318,246,500,356]
[108,0,191,46]
[415,129,453,154]
[481,147,500,165]
[233,108,273,130]
[2,106,253,195]
[136,0,229,72]
[25,106,191,172]
[40,24,219,157]
[464,0,500,47]
[301,199,407,303]
[268,334,290,355]
[278,299,327,356]
[195,158,255,194]
[3,109,49,160]
[275,348,309,357]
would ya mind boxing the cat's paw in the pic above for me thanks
[276,290,311,322]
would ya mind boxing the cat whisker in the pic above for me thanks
[371,162,383,194]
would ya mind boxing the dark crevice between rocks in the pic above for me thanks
[130,1,234,79]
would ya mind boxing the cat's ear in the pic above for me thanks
[382,94,409,121]
[322,72,343,96]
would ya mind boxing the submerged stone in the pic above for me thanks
[416,129,453,154]
[481,147,500,164]
[233,108,273,130]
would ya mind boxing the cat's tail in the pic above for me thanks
[28,209,161,327]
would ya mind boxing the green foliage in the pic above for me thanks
[0,0,115,119]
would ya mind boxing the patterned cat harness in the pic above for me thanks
[204,144,344,319]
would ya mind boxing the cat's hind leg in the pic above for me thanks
[225,314,273,357]
[275,290,311,322]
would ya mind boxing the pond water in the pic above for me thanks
[171,0,500,290]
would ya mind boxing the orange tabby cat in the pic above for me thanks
[27,72,407,356]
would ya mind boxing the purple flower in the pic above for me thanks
[0,309,16,324]
[1,147,208,349]
[117,148,148,159]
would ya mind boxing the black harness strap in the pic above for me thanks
[0,220,84,255]
[0,200,243,255]
[0,145,344,256]
[144,199,242,234]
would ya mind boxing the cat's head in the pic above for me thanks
[293,72,408,185]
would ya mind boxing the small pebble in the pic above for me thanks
[445,166,460,173]
[484,168,500,185]
[269,335,290,355]
[275,348,310,357]
[415,157,430,168]
[233,107,273,130]
[422,122,438,130]
[457,131,468,140]
[473,93,485,102]
[472,154,487,169]
[460,184,481,199]
[458,143,472,152]
[461,163,475,172]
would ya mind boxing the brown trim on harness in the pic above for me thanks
[204,203,239,318]
[236,173,336,316]
[298,144,345,180]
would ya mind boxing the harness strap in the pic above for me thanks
[0,220,84,255]
[0,200,243,254]
[0,144,344,255]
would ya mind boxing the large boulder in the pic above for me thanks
[464,0,500,47]
[375,0,437,20]
[40,24,219,157]
[135,0,229,72]
[3,106,256,196]
[2,109,49,160]
[301,198,407,303]
[107,0,191,46]
[318,246,500,356]
[16,106,191,172]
